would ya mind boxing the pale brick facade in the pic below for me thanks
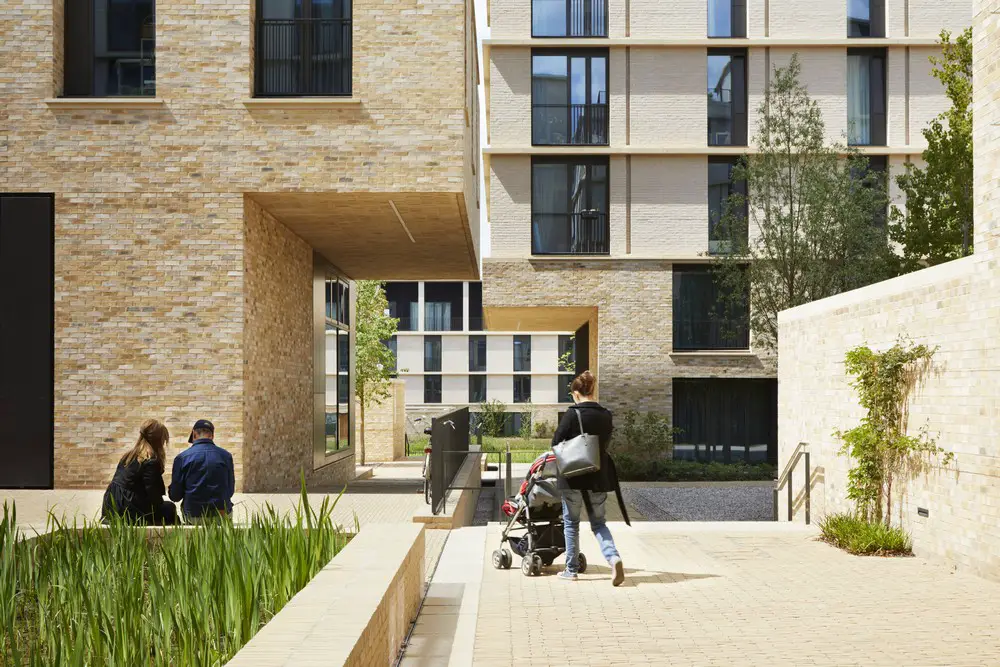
[777,0,999,580]
[483,0,969,464]
[0,0,479,490]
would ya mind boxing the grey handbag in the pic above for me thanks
[552,408,601,478]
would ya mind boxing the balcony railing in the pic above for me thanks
[673,318,750,351]
[533,0,608,37]
[424,317,464,332]
[532,103,609,146]
[532,211,609,256]
[255,18,352,97]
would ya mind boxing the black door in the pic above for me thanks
[0,195,54,488]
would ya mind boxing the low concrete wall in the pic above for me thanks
[358,380,407,464]
[227,523,425,666]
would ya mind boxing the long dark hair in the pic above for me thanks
[120,419,169,473]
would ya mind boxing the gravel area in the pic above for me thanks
[622,484,773,521]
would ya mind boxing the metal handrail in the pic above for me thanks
[773,442,810,524]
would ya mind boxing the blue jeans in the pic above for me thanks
[561,490,620,574]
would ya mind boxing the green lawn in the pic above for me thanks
[407,435,551,463]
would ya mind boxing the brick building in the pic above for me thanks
[0,0,480,490]
[482,0,969,465]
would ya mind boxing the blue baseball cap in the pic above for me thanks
[188,419,215,442]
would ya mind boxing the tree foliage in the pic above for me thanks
[890,28,974,271]
[355,280,399,465]
[713,55,894,350]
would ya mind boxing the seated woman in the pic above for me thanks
[102,419,178,525]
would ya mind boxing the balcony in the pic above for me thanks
[532,211,609,256]
[532,103,609,146]
[255,18,352,97]
[532,0,608,38]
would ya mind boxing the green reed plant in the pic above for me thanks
[1,484,349,666]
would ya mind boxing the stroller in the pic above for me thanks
[491,452,588,577]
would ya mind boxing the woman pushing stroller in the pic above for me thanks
[553,370,628,586]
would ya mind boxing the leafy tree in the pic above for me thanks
[713,55,894,350]
[889,28,973,271]
[355,280,399,466]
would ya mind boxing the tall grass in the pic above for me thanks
[0,487,349,666]
[819,512,912,556]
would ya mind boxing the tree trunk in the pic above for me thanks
[359,400,366,467]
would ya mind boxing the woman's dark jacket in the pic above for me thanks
[551,402,630,524]
[102,458,169,523]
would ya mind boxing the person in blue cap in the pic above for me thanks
[168,419,235,523]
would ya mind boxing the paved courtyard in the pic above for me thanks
[404,522,1000,666]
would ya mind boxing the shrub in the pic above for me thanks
[819,512,912,556]
[533,420,553,439]
[609,410,678,460]
[518,404,535,440]
[614,455,776,482]
[477,399,508,438]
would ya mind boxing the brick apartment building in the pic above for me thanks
[482,0,970,465]
[0,0,480,490]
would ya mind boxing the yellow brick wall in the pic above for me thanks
[358,379,406,464]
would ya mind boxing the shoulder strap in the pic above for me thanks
[574,406,585,434]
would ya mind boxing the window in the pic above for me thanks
[468,282,484,331]
[64,0,156,97]
[469,376,487,403]
[559,374,575,403]
[513,335,532,372]
[532,51,609,146]
[847,49,887,146]
[532,0,607,37]
[255,0,352,97]
[672,378,777,464]
[424,282,463,332]
[424,375,442,404]
[513,376,532,404]
[672,265,749,351]
[707,50,747,146]
[708,0,746,38]
[385,282,418,331]
[848,0,885,37]
[424,335,442,372]
[384,337,398,375]
[558,334,575,372]
[708,157,748,255]
[322,275,352,454]
[858,155,889,227]
[469,335,487,372]
[532,157,610,255]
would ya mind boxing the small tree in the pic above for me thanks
[835,339,952,526]
[518,404,535,441]
[890,28,973,271]
[355,281,399,466]
[478,399,508,438]
[713,55,894,350]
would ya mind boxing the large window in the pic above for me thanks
[847,49,887,146]
[532,157,610,255]
[707,50,748,146]
[513,376,532,404]
[672,378,777,464]
[424,282,463,332]
[469,376,487,403]
[708,0,746,38]
[424,375,442,404]
[848,0,885,37]
[513,335,532,372]
[532,51,609,146]
[64,0,156,96]
[672,265,749,351]
[532,0,607,37]
[558,334,575,371]
[559,374,575,403]
[424,335,442,372]
[708,157,748,255]
[856,155,889,227]
[385,282,418,331]
[323,276,352,454]
[255,0,352,97]
[469,335,487,372]
[468,282,484,331]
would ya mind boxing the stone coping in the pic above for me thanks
[484,36,942,48]
[413,451,483,529]
[227,522,424,666]
[44,98,166,109]
[242,97,362,109]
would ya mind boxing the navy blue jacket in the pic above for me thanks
[168,439,235,518]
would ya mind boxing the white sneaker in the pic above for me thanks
[611,558,625,587]
[558,570,578,581]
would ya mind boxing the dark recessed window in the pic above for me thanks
[559,374,575,403]
[385,282,418,331]
[532,0,607,37]
[708,157,748,255]
[532,51,609,146]
[424,335,442,372]
[424,375,442,404]
[708,50,748,146]
[383,337,397,375]
[425,282,464,332]
[255,0,352,97]
[513,376,532,404]
[856,155,889,227]
[708,0,746,38]
[848,48,887,146]
[532,157,610,255]
[469,335,487,372]
[673,378,777,465]
[513,335,532,372]
[558,335,575,372]
[469,376,487,403]
[64,0,156,97]
[848,0,885,37]
[673,265,749,351]
[468,282,484,331]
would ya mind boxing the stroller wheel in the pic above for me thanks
[521,555,533,576]
[492,550,505,570]
[577,552,588,574]
[531,554,543,576]
[501,549,513,569]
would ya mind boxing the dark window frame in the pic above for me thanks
[531,155,611,256]
[531,0,608,38]
[424,375,443,404]
[64,0,156,97]
[707,0,747,38]
[513,376,532,404]
[847,48,887,147]
[708,156,749,255]
[469,335,487,372]
[672,264,750,352]
[707,48,748,147]
[424,335,442,373]
[559,374,576,404]
[513,335,532,372]
[848,0,885,38]
[531,48,610,147]
[469,375,487,403]
[468,282,484,331]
